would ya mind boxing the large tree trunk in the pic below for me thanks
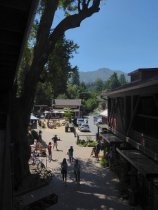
[10,1,58,189]
[10,97,31,189]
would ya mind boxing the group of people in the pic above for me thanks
[91,138,105,160]
[61,158,81,184]
[91,142,102,160]
[39,131,81,183]
[61,146,80,184]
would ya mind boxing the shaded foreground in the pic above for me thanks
[16,126,142,210]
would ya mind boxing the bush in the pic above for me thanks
[100,156,108,167]
[87,141,97,147]
[77,139,86,147]
[77,139,97,147]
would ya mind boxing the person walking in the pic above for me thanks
[68,146,74,163]
[38,130,42,142]
[52,135,58,150]
[74,159,80,183]
[61,158,68,183]
[47,142,52,162]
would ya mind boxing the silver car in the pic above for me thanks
[78,124,90,132]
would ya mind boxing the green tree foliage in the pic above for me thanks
[69,66,80,86]
[67,83,79,98]
[56,93,67,99]
[95,78,104,92]
[105,72,121,90]
[44,35,78,98]
[83,96,98,113]
[63,108,74,122]
[79,91,91,100]
[78,82,91,100]
[78,82,87,93]
[35,81,52,105]
[31,34,78,104]
[119,73,127,85]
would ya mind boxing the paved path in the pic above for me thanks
[27,126,141,210]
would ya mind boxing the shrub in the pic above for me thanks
[100,156,108,167]
[87,141,97,147]
[77,139,97,147]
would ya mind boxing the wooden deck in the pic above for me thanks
[100,133,123,144]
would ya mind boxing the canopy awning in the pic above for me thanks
[30,115,38,120]
[116,149,158,177]
[101,133,122,144]
[53,109,79,113]
[100,109,108,117]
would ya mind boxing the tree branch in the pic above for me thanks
[78,0,81,12]
[48,0,101,53]
[86,0,91,7]
[22,0,59,113]
[34,0,59,61]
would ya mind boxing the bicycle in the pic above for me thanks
[29,152,54,181]
[29,153,46,172]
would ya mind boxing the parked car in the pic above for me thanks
[76,118,85,126]
[78,124,90,132]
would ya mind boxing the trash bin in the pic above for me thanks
[70,126,74,132]
[65,126,68,132]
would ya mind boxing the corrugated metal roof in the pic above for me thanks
[54,99,81,106]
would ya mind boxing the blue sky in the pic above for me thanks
[63,0,158,73]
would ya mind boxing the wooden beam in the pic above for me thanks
[126,96,140,136]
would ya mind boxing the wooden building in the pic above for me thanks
[0,1,38,209]
[52,99,82,117]
[99,68,158,209]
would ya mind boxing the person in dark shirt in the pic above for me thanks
[61,158,68,182]
[68,146,74,163]
[52,135,58,150]
[74,159,80,183]
[47,142,52,162]
[38,130,42,142]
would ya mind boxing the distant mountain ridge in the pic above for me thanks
[79,68,129,83]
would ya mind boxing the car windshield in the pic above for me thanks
[80,124,89,127]
[77,118,84,124]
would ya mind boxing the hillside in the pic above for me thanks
[79,68,129,83]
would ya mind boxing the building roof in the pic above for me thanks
[101,73,158,97]
[128,67,158,76]
[54,99,82,107]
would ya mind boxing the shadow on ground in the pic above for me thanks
[49,158,130,210]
